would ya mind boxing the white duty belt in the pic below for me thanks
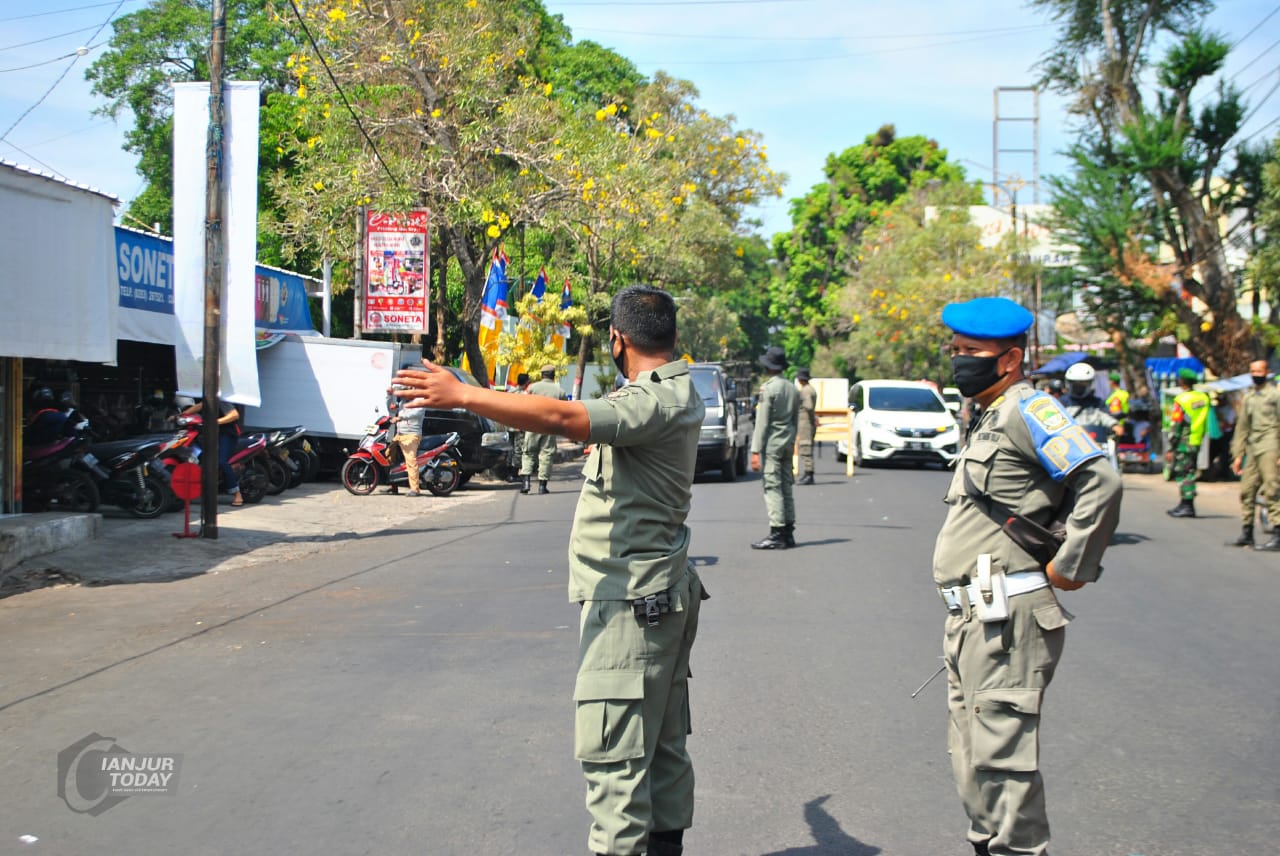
[938,570,1049,611]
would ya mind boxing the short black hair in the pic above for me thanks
[992,332,1028,353]
[611,285,677,352]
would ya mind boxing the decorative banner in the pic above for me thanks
[172,80,262,407]
[115,225,174,346]
[255,264,318,348]
[364,210,429,334]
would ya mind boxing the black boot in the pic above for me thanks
[797,473,814,486]
[538,480,549,495]
[751,526,789,549]
[1228,525,1255,547]
[1255,532,1280,551]
[1167,499,1196,518]
[972,841,991,856]
[782,525,796,547]
[649,829,684,856]
[520,475,530,494]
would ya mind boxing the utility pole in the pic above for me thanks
[200,0,226,539]
[354,206,366,339]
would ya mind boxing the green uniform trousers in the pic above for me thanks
[1172,442,1199,501]
[1239,447,1280,527]
[575,566,704,856]
[520,432,556,478]
[797,422,816,478]
[761,451,795,527]
[945,586,1071,856]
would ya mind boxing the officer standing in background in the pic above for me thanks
[392,285,706,856]
[1227,359,1280,549]
[750,346,800,549]
[1166,368,1211,518]
[521,365,568,495]
[795,368,818,485]
[934,296,1122,856]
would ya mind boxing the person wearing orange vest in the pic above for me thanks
[1166,368,1211,518]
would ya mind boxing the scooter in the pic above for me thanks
[159,415,270,504]
[22,434,100,512]
[340,417,462,497]
[84,434,174,519]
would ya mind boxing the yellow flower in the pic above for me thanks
[735,246,744,257]
[943,273,952,282]
[866,354,875,362]
[595,109,607,121]
[487,224,501,238]
[1200,320,1213,332]
[852,313,861,324]
[672,196,683,205]
[583,177,595,191]
[327,9,346,23]
[431,108,441,118]
[553,152,563,161]
[312,180,324,191]
[605,104,618,116]
[544,83,553,96]
[297,84,307,99]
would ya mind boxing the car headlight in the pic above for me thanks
[700,425,727,440]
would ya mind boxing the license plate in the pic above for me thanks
[83,452,99,466]
[906,441,930,451]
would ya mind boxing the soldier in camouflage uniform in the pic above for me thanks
[1166,368,1211,518]
[750,346,800,549]
[392,285,705,856]
[935,297,1122,856]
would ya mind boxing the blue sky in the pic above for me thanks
[1,0,1276,238]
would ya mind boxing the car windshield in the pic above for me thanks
[868,386,946,413]
[689,369,723,406]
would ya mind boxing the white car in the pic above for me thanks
[837,380,961,467]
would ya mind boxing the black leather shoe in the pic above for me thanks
[797,473,814,485]
[751,528,789,549]
[538,480,549,495]
[782,525,796,548]
[520,476,530,494]
[1167,500,1196,518]
[1255,535,1280,551]
[1228,526,1254,547]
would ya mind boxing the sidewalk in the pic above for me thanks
[0,476,513,597]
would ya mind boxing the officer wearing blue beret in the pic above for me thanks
[932,297,1123,856]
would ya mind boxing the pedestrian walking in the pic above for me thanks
[392,285,706,856]
[796,368,817,485]
[934,296,1123,856]
[390,362,425,496]
[1227,360,1280,549]
[521,365,568,494]
[1166,368,1211,518]
[750,346,799,549]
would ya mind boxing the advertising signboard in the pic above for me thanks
[364,210,429,334]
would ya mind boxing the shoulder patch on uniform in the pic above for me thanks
[1018,392,1104,481]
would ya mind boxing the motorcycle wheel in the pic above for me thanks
[284,452,306,488]
[50,470,100,513]
[127,472,170,519]
[425,456,462,497]
[263,456,289,496]
[239,470,268,504]
[304,448,322,481]
[341,458,380,496]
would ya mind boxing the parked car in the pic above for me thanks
[838,380,960,468]
[420,366,511,484]
[941,386,963,415]
[689,363,753,481]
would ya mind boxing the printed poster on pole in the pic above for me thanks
[364,210,430,333]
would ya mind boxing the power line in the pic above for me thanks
[1230,35,1280,81]
[574,22,1047,43]
[0,0,125,143]
[0,47,96,74]
[0,0,142,23]
[1241,61,1280,93]
[0,138,68,177]
[0,24,98,52]
[1231,3,1280,49]
[284,0,400,190]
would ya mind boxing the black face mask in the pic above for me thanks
[610,334,626,378]
[1253,375,1269,386]
[950,349,1011,398]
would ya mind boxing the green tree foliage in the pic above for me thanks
[770,125,969,367]
[86,0,299,262]
[1033,0,1260,375]
[672,291,749,362]
[1246,137,1280,340]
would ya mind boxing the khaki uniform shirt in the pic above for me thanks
[528,378,567,401]
[751,375,800,456]
[568,361,705,602]
[932,381,1123,587]
[798,384,817,433]
[1230,384,1280,458]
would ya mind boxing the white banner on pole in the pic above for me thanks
[172,80,262,406]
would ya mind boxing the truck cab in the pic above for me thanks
[689,362,753,481]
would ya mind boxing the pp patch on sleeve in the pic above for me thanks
[1019,393,1104,481]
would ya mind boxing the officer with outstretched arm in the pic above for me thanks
[392,285,706,856]
[933,297,1122,856]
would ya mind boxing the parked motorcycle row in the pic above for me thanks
[21,412,323,518]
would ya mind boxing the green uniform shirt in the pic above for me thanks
[798,384,817,432]
[751,374,800,455]
[528,378,567,401]
[932,381,1123,587]
[568,360,705,602]
[1230,383,1280,458]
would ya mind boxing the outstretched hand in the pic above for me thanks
[391,361,467,410]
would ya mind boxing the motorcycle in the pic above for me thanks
[259,425,308,492]
[22,434,100,512]
[84,434,175,519]
[160,414,271,504]
[340,417,462,497]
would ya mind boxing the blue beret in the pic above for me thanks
[941,297,1034,339]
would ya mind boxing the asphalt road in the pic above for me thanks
[0,452,1277,855]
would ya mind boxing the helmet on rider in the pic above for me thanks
[57,390,76,409]
[30,386,55,408]
[1047,378,1066,397]
[1064,363,1096,399]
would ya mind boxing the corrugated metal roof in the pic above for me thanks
[0,158,121,204]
